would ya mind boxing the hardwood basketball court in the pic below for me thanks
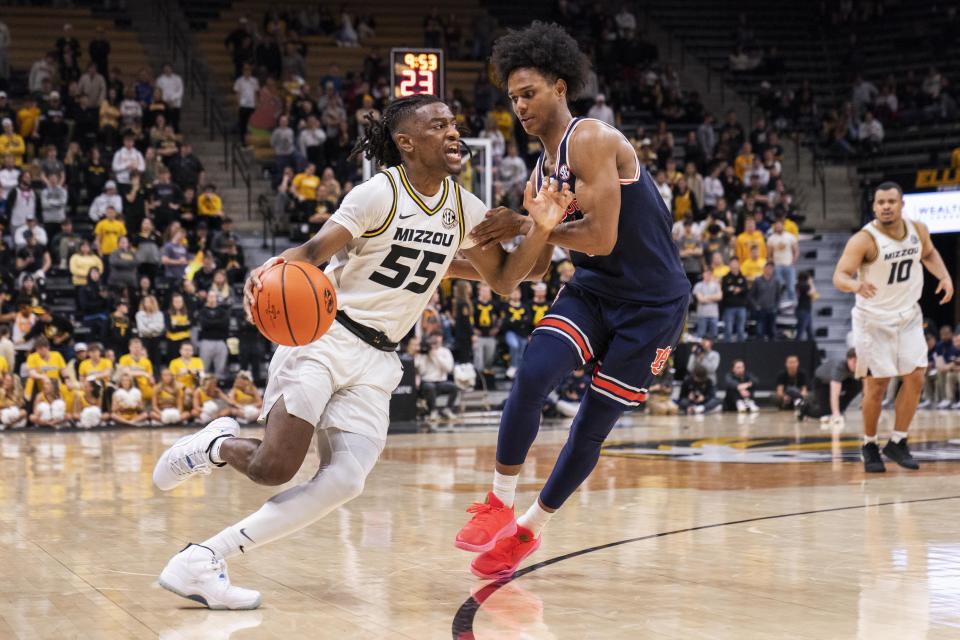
[2,411,960,639]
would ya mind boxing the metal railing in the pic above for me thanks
[154,0,255,221]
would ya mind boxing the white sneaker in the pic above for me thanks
[428,409,440,421]
[918,399,931,409]
[936,400,952,410]
[693,405,705,414]
[159,544,261,610]
[746,399,760,413]
[441,407,457,420]
[952,402,960,410]
[153,417,239,491]
[736,400,747,413]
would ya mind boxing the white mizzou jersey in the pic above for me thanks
[325,164,487,342]
[855,218,924,318]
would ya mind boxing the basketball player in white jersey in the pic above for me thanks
[150,95,571,609]
[833,181,953,473]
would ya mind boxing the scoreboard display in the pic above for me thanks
[390,48,444,99]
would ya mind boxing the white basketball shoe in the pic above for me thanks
[153,417,239,490]
[159,543,261,610]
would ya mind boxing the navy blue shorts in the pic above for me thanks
[532,284,687,408]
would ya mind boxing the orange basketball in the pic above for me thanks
[252,261,338,346]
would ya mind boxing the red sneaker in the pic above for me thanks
[470,526,541,580]
[455,491,517,553]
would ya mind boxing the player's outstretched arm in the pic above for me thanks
[916,221,954,304]
[242,221,353,322]
[460,180,571,295]
[832,231,875,298]
[445,242,553,283]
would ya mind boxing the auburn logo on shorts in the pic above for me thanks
[650,347,672,376]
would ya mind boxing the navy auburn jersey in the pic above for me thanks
[533,117,689,305]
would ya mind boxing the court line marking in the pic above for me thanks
[451,493,960,637]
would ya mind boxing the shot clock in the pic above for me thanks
[390,48,444,99]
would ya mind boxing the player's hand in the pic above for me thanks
[856,281,877,299]
[243,256,285,323]
[936,276,954,305]
[524,178,573,231]
[469,206,528,251]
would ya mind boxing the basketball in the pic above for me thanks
[252,261,338,347]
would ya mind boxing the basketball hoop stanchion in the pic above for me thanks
[362,138,494,208]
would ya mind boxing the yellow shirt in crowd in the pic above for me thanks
[0,133,25,165]
[119,354,154,398]
[25,350,66,396]
[735,231,767,264]
[198,193,223,217]
[292,173,320,200]
[741,258,766,281]
[79,357,114,380]
[170,356,205,389]
[95,219,127,256]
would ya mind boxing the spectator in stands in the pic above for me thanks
[678,365,721,415]
[500,287,532,380]
[676,218,703,284]
[156,64,183,131]
[801,349,860,423]
[108,236,137,295]
[77,267,109,336]
[654,170,672,210]
[298,114,327,168]
[723,359,759,413]
[721,257,748,342]
[767,217,798,302]
[497,143,527,209]
[12,304,36,370]
[858,111,884,155]
[450,280,474,364]
[94,206,126,258]
[24,335,66,400]
[112,132,145,189]
[0,373,27,429]
[692,270,721,338]
[197,292,229,380]
[271,114,296,174]
[168,143,205,191]
[69,239,103,286]
[53,220,80,270]
[935,333,960,410]
[0,154,18,206]
[89,180,121,222]
[543,366,591,418]
[40,174,67,241]
[78,63,107,108]
[472,283,500,375]
[233,63,259,143]
[587,94,615,126]
[118,337,155,401]
[775,355,808,411]
[133,295,164,370]
[97,88,121,151]
[751,260,781,336]
[291,163,320,221]
[29,53,56,95]
[16,231,51,286]
[0,21,8,80]
[0,119,25,167]
[794,271,816,341]
[164,293,192,358]
[741,244,765,282]
[709,250,730,280]
[14,217,47,248]
[415,333,458,421]
[197,184,224,229]
[735,217,766,263]
[687,335,720,384]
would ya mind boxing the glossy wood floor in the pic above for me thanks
[3,410,960,639]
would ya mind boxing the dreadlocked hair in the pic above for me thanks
[491,21,590,97]
[350,94,443,167]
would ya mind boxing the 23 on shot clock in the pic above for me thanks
[390,48,444,99]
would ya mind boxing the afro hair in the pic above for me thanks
[490,21,590,98]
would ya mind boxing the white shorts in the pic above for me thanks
[259,321,403,442]
[851,305,927,379]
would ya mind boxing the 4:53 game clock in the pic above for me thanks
[390,48,444,99]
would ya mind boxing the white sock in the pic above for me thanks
[863,434,878,445]
[203,429,381,559]
[492,471,518,507]
[517,501,553,538]
[209,435,233,464]
[890,430,908,444]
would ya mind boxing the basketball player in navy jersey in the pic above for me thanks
[449,22,690,579]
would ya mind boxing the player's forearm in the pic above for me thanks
[492,225,553,294]
[832,270,860,294]
[547,217,616,256]
[922,251,950,282]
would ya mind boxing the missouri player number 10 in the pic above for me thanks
[390,48,444,99]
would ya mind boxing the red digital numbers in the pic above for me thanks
[397,69,435,97]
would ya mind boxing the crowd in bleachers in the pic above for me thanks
[0,19,270,430]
